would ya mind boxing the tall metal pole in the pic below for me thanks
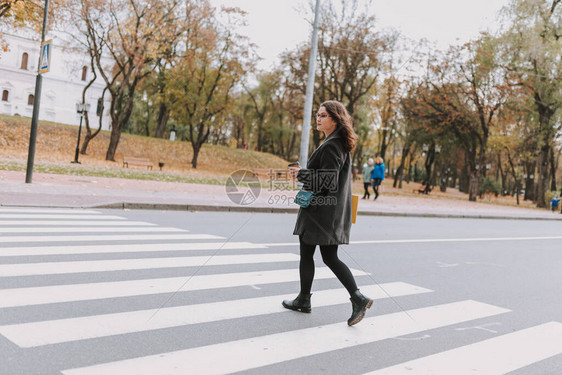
[25,0,50,183]
[72,112,84,164]
[298,0,321,169]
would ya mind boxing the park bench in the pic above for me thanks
[413,184,431,195]
[123,156,154,170]
[251,168,288,179]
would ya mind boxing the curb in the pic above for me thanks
[90,202,299,214]
[2,201,561,221]
[88,202,562,221]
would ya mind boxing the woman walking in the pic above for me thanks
[370,157,385,200]
[284,100,373,326]
[361,158,374,199]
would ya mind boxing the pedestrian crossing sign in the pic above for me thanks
[39,39,52,74]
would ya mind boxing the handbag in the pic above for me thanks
[294,190,316,208]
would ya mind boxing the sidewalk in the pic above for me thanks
[1,170,561,220]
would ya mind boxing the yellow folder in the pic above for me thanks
[352,194,359,224]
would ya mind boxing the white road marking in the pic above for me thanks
[0,220,156,226]
[435,261,459,268]
[0,208,101,214]
[0,227,187,233]
[262,235,562,247]
[0,253,300,277]
[0,282,432,347]
[0,214,126,219]
[0,267,368,308]
[0,242,265,257]
[0,233,223,243]
[60,300,510,375]
[365,322,562,375]
[454,322,502,334]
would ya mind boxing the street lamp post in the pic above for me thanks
[71,102,90,164]
[298,0,321,168]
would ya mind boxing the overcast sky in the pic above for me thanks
[210,0,511,70]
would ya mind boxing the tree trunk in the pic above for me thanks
[105,125,122,161]
[380,134,388,161]
[536,144,550,207]
[405,153,413,183]
[468,170,480,201]
[498,154,508,196]
[105,76,139,161]
[439,164,447,192]
[524,161,536,201]
[549,148,557,192]
[256,116,265,152]
[287,132,296,160]
[154,102,170,138]
[459,165,469,193]
[191,143,201,169]
[424,145,435,189]
[80,133,93,155]
[393,143,410,188]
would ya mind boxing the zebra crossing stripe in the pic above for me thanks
[0,282,432,347]
[0,253,300,277]
[60,300,510,375]
[0,208,101,214]
[0,227,187,233]
[0,214,126,219]
[0,220,156,226]
[0,267,368,308]
[365,322,562,375]
[0,242,266,257]
[263,236,562,246]
[0,233,223,243]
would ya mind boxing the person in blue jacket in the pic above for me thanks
[551,195,560,212]
[370,156,385,200]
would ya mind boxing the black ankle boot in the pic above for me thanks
[282,293,312,313]
[347,290,373,326]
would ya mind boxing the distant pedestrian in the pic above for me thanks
[370,156,385,200]
[551,195,560,212]
[285,100,373,326]
[361,158,374,199]
[352,165,358,182]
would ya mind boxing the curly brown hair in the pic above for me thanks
[320,100,358,153]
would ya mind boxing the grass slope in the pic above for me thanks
[0,115,289,185]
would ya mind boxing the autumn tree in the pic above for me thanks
[282,0,385,162]
[497,0,562,207]
[54,0,109,155]
[406,37,511,201]
[166,2,251,168]
[73,0,185,161]
[1,0,64,52]
[243,72,280,152]
[373,74,401,160]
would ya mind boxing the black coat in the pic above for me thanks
[293,132,352,245]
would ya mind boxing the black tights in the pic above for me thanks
[362,182,370,198]
[372,178,382,199]
[299,238,358,295]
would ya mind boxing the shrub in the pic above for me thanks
[479,177,501,196]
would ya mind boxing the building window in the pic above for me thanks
[21,53,29,70]
[81,66,88,81]
[1,90,8,102]
[28,94,34,106]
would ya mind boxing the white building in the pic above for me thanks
[0,28,112,130]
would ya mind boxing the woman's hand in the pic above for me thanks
[288,165,301,179]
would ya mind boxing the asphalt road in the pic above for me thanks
[0,208,561,375]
